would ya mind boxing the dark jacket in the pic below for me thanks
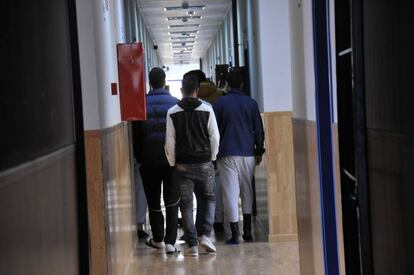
[165,97,220,166]
[132,88,178,166]
[213,88,265,158]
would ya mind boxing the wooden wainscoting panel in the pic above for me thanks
[102,122,135,275]
[292,119,314,275]
[292,119,324,275]
[263,112,298,242]
[84,130,108,275]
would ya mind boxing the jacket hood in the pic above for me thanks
[198,81,217,98]
[178,97,202,111]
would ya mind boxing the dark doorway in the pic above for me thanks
[334,0,370,274]
[335,0,414,274]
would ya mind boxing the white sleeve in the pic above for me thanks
[165,110,176,166]
[207,107,220,161]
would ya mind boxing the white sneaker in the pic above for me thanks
[199,235,216,253]
[185,245,199,257]
[165,244,179,255]
[145,238,165,249]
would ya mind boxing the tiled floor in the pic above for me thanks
[125,225,300,275]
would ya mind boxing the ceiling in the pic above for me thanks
[136,0,232,65]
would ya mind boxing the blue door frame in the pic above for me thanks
[312,0,340,274]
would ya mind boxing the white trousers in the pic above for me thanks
[217,156,255,223]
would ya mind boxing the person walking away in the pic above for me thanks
[186,70,224,105]
[184,70,225,233]
[165,75,220,256]
[213,69,265,245]
[132,67,179,254]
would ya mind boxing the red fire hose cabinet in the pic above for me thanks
[117,43,146,121]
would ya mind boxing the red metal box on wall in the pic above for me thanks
[117,43,146,121]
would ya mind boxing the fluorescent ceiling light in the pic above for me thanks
[170,41,196,45]
[172,45,194,49]
[170,36,197,40]
[169,30,198,35]
[166,16,202,21]
[164,5,206,11]
[169,24,200,28]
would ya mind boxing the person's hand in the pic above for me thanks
[255,155,262,166]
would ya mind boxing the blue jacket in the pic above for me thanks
[132,88,178,166]
[213,89,265,158]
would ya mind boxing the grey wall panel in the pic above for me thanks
[0,146,79,275]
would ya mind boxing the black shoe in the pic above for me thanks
[225,222,239,245]
[138,229,149,239]
[243,214,253,242]
[213,222,224,232]
[242,234,253,242]
[225,238,239,245]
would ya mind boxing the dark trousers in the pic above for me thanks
[175,162,216,247]
[140,164,179,245]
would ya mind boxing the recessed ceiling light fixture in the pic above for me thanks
[169,24,200,29]
[166,16,202,21]
[169,36,197,40]
[164,5,206,11]
[169,30,199,35]
[172,45,194,49]
[170,40,196,45]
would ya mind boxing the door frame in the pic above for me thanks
[68,0,90,273]
[312,0,340,274]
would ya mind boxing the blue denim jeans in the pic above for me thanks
[175,162,216,247]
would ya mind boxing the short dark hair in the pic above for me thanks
[185,70,207,84]
[181,75,199,96]
[227,69,243,88]
[149,67,166,88]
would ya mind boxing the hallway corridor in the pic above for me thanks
[126,235,299,275]
[2,0,413,274]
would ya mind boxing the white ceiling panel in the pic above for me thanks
[136,0,231,65]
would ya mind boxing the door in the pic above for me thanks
[362,0,414,274]
[335,0,414,274]
[0,0,89,274]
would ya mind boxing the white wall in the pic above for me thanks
[289,0,337,122]
[289,0,317,121]
[247,0,263,111]
[76,0,126,130]
[330,0,338,123]
[76,0,100,130]
[256,0,293,112]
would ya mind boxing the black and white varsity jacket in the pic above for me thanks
[165,97,220,166]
